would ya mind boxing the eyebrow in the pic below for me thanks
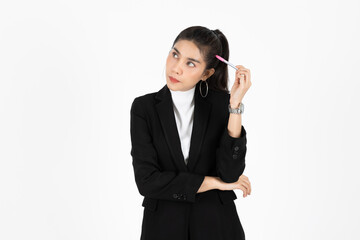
[173,47,201,64]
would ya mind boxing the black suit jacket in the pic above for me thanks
[130,81,247,239]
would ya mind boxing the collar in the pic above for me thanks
[154,81,212,172]
[169,85,196,108]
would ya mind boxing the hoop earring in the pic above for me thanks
[199,80,208,98]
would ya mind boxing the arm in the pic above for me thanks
[228,101,244,138]
[198,176,221,193]
[130,98,206,203]
[215,101,247,183]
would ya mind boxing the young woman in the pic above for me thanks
[130,26,252,240]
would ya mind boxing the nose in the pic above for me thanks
[172,61,183,75]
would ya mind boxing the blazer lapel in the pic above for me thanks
[187,83,211,171]
[155,82,212,172]
[155,84,188,172]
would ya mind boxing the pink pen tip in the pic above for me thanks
[215,55,225,62]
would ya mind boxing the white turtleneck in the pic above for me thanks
[169,85,196,165]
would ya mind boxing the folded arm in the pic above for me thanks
[215,110,247,183]
[130,98,205,203]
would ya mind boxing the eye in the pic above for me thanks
[172,52,195,67]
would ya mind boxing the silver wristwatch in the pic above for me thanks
[228,102,244,114]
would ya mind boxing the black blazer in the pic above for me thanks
[130,81,247,240]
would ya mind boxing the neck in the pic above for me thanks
[169,85,196,106]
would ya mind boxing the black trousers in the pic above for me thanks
[140,189,245,240]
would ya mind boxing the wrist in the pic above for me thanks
[229,99,242,108]
[211,176,222,190]
[229,102,241,109]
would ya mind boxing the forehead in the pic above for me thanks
[173,40,204,62]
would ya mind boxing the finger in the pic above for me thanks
[242,178,251,187]
[233,74,241,85]
[236,71,247,80]
[241,176,250,183]
[248,180,251,195]
[237,72,246,78]
[236,68,249,73]
[238,185,247,197]
[235,67,249,79]
[240,181,249,192]
[236,68,247,74]
[235,72,246,83]
[235,65,246,70]
[241,176,251,195]
[246,182,251,195]
[236,66,249,73]
[237,175,251,194]
[239,74,246,85]
[239,181,249,196]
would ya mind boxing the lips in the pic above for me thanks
[169,76,180,83]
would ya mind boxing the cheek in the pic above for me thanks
[188,70,201,78]
[166,56,174,67]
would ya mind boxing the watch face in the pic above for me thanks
[228,103,244,114]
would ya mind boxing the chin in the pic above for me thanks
[167,83,177,91]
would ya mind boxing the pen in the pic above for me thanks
[215,55,239,71]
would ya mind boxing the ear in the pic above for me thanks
[202,68,215,80]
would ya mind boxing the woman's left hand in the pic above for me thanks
[230,65,252,107]
[215,175,252,197]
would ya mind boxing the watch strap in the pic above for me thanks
[228,102,244,114]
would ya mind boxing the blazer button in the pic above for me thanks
[232,154,238,159]
[173,193,178,199]
[234,146,239,151]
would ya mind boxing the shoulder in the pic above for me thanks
[130,91,157,114]
[207,88,230,107]
[132,91,157,105]
[209,88,230,99]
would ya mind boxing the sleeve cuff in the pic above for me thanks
[185,173,205,202]
[221,125,247,150]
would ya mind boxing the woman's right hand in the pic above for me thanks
[215,175,252,198]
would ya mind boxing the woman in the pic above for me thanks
[130,26,252,240]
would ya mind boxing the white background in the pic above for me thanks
[1,0,359,239]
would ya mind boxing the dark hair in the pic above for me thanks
[171,26,230,94]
